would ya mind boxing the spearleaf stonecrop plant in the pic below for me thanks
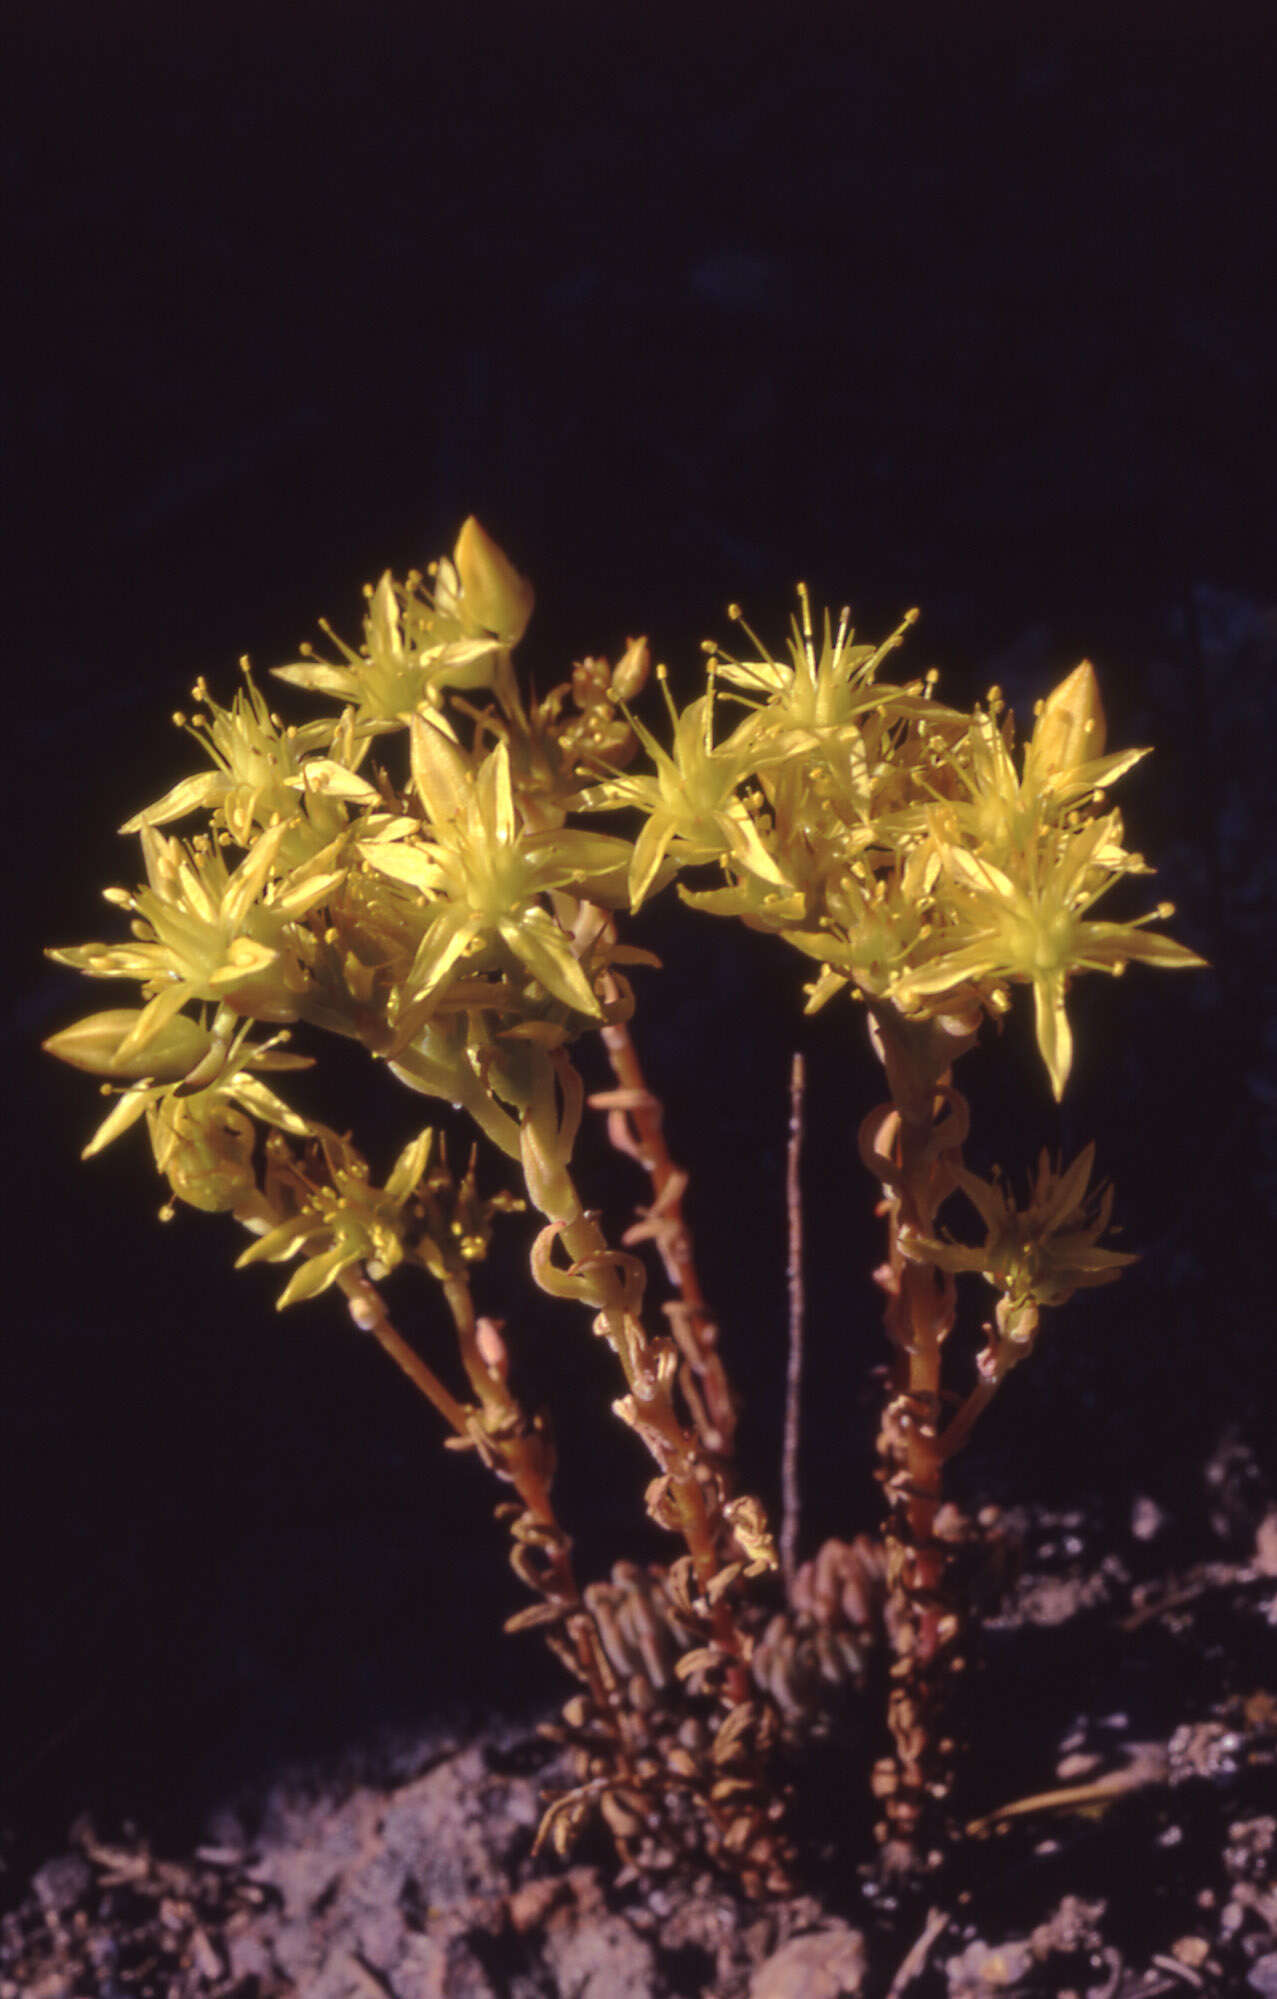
[46,517,1204,1885]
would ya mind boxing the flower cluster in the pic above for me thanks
[586,592,1202,1099]
[45,518,1205,1883]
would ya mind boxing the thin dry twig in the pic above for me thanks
[886,1904,951,1997]
[780,1051,806,1592]
[965,1742,1170,1836]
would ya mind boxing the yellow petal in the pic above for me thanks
[226,1075,314,1136]
[629,813,678,911]
[116,983,201,1062]
[410,709,471,827]
[407,911,484,998]
[271,867,346,918]
[283,760,381,802]
[270,662,358,697]
[81,1085,154,1158]
[277,1246,350,1308]
[120,773,225,834]
[1034,976,1073,1099]
[385,1128,435,1204]
[500,910,602,1016]
[359,840,444,892]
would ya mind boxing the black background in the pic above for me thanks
[6,6,1276,1877]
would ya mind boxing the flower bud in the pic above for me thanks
[612,635,651,703]
[1028,660,1106,780]
[44,1008,213,1082]
[452,516,535,645]
[476,1316,510,1383]
[150,1097,257,1212]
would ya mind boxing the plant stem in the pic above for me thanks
[862,1010,970,1871]
[936,1377,998,1463]
[340,1264,623,1748]
[541,1187,755,1707]
[594,988,738,1463]
[339,1269,472,1434]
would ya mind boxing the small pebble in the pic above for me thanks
[1172,1936,1210,1968]
[31,1857,91,1920]
[1131,1494,1167,1541]
[751,1926,867,1998]
[1248,1953,1277,1996]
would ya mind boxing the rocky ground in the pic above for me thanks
[4,1443,1276,1999]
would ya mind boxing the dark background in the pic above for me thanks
[6,7,1276,1881]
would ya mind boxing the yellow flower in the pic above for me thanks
[47,818,345,1061]
[274,558,502,731]
[898,808,1204,1097]
[119,663,336,849]
[901,1142,1137,1311]
[711,590,943,748]
[580,674,787,908]
[779,844,945,1010]
[358,720,634,1017]
[236,1127,437,1302]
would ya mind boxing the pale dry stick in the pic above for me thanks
[593,966,737,1463]
[780,1051,806,1593]
[885,1906,951,1998]
[965,1742,1169,1837]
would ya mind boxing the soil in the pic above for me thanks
[3,1443,1275,1999]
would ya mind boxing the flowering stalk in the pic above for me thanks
[591,967,737,1465]
[255,1127,632,1760]
[859,1008,974,1868]
[521,1047,769,1703]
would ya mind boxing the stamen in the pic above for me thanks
[655,663,680,732]
[725,602,772,661]
[833,604,852,668]
[863,609,920,678]
[797,581,815,673]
